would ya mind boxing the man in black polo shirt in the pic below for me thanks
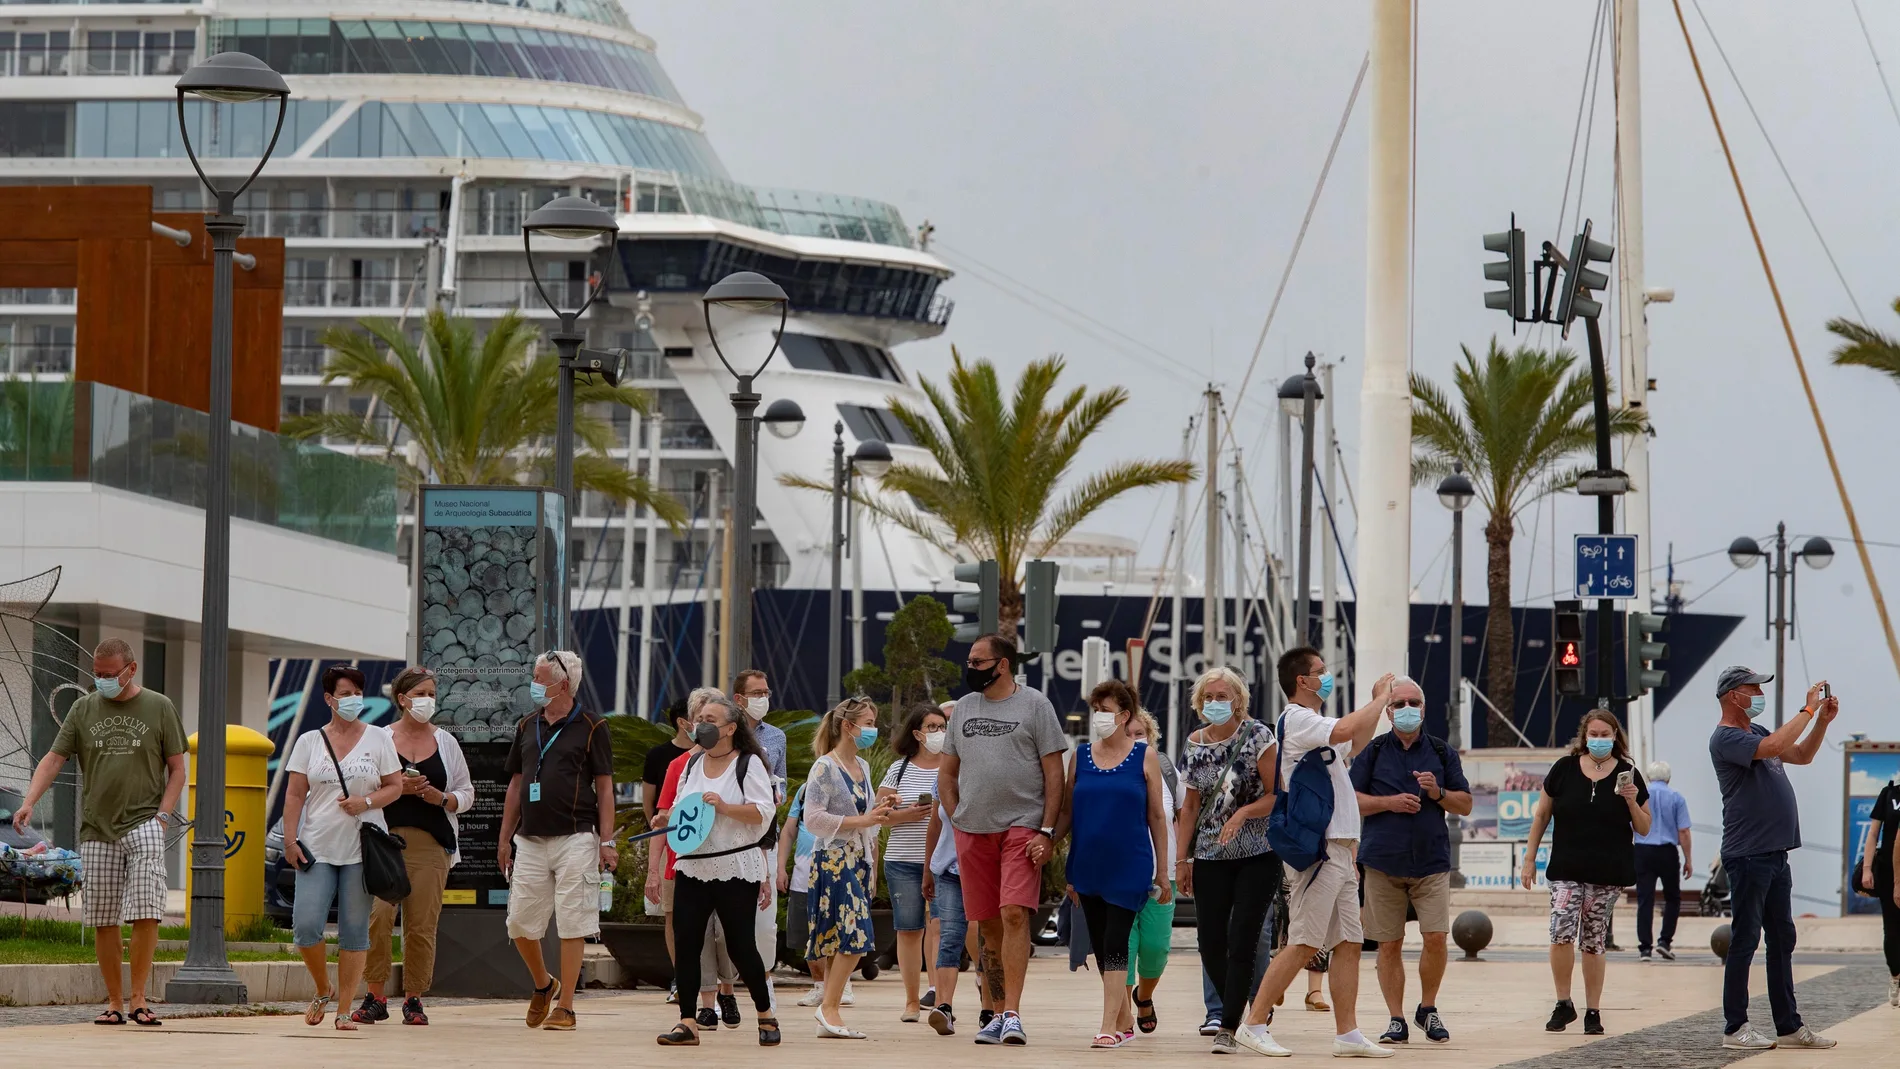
[499,650,616,1032]
[1349,676,1471,1046]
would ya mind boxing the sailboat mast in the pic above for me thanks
[1204,387,1223,669]
[1615,0,1655,768]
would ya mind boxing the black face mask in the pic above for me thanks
[963,661,1001,693]
[692,723,721,750]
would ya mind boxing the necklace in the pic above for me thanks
[1587,755,1614,801]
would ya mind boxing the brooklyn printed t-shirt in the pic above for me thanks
[52,689,187,844]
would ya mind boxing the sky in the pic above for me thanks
[634,1,1900,910]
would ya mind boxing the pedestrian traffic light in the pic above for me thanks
[1483,222,1527,323]
[1022,559,1060,656]
[1627,611,1670,695]
[951,559,999,644]
[1554,600,1585,696]
[1554,219,1614,336]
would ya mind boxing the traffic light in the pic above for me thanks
[1627,611,1670,695]
[1554,600,1585,696]
[951,559,999,644]
[1022,559,1060,656]
[1483,223,1527,322]
[1554,219,1614,335]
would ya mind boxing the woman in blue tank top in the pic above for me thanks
[1057,682,1173,1048]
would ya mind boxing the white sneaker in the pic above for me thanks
[841,981,856,1007]
[1776,1025,1837,1049]
[796,988,824,1007]
[1332,1034,1396,1058]
[1721,1024,1776,1050]
[1234,1024,1292,1058]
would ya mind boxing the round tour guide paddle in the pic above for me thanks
[626,791,716,855]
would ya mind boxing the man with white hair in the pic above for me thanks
[1349,675,1471,1045]
[499,650,615,1031]
[1632,760,1693,962]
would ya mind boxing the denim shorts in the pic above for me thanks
[885,859,931,931]
[294,860,371,952]
[933,870,968,970]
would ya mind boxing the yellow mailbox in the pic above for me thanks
[185,724,276,934]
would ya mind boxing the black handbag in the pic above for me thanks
[320,730,411,904]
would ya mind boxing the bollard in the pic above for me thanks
[1711,923,1732,962]
[185,724,276,934]
[1452,909,1493,960]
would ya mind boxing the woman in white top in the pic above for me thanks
[655,695,780,1048]
[876,702,947,1022]
[282,664,404,1030]
[355,665,475,1026]
[804,698,897,1038]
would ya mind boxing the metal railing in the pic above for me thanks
[458,276,591,311]
[282,347,328,376]
[257,207,446,241]
[4,346,74,375]
[79,47,193,77]
[0,288,77,306]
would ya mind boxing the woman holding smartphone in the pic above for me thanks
[877,702,948,1023]
[1520,710,1651,1036]
[355,666,475,1025]
[803,699,897,1038]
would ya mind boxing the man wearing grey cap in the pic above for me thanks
[1710,666,1839,1052]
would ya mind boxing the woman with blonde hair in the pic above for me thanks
[803,698,897,1038]
[1520,709,1651,1036]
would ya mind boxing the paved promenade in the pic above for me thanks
[4,950,1896,1068]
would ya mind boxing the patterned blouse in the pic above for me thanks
[1180,717,1277,862]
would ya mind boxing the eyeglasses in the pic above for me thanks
[965,656,1000,669]
[1388,698,1423,708]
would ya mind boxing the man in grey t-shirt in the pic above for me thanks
[938,632,1066,1045]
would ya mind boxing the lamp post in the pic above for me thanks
[521,195,620,634]
[702,271,790,676]
[1279,353,1322,647]
[827,424,892,706]
[1436,460,1475,887]
[1728,525,1834,727]
[167,52,289,1005]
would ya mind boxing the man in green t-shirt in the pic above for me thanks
[13,638,186,1026]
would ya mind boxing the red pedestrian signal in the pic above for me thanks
[1559,640,1582,668]
[1554,602,1586,696]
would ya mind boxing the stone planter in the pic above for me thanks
[598,921,673,990]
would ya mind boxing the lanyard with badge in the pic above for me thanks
[529,708,578,803]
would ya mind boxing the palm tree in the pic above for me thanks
[282,309,685,528]
[1411,339,1647,741]
[1826,298,1900,387]
[786,349,1194,638]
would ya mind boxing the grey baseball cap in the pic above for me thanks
[1715,665,1773,699]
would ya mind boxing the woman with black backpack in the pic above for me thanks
[655,695,782,1047]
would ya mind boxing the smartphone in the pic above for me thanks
[1823,682,1832,701]
[1616,770,1634,792]
[914,792,934,809]
[294,851,315,873]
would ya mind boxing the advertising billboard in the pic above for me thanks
[1843,741,1900,916]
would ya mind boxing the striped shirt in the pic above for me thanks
[879,758,941,864]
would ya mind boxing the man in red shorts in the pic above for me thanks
[937,633,1066,1046]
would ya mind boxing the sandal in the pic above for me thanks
[130,1007,162,1027]
[758,1017,781,1047]
[1092,1032,1125,1049]
[305,994,333,1026]
[1134,997,1158,1034]
[1305,990,1330,1012]
[657,1023,700,1046]
[94,1009,126,1026]
[334,1015,358,1031]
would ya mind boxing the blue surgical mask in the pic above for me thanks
[1392,709,1424,734]
[1746,694,1766,719]
[1586,737,1614,759]
[94,675,123,700]
[855,726,879,749]
[335,695,365,722]
[1201,700,1233,725]
[1316,673,1336,702]
[530,681,551,707]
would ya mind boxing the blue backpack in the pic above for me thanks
[1266,711,1338,873]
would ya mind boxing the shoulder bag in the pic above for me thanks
[320,730,411,904]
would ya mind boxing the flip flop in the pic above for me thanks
[130,1007,161,1026]
[1092,1032,1125,1048]
[94,1010,125,1026]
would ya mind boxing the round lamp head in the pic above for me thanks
[852,438,893,478]
[1799,535,1834,570]
[1728,536,1763,569]
[703,270,788,314]
[523,195,619,241]
[761,398,806,440]
[177,52,290,103]
[1277,371,1320,417]
[1436,467,1475,512]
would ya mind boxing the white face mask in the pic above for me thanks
[407,696,436,724]
[1090,711,1120,741]
[923,730,947,754]
[745,695,769,720]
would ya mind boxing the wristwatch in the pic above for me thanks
[1037,826,1055,839]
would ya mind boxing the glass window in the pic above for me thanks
[402,22,458,75]
[337,21,390,74]
[462,21,512,78]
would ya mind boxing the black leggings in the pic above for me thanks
[672,873,772,1021]
[1193,853,1281,1031]
[1880,881,1900,976]
[1077,893,1138,974]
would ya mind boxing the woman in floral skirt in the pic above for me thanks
[802,698,896,1039]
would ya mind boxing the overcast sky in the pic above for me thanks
[636,1,1900,907]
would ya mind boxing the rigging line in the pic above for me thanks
[1690,0,1867,321]
[1672,0,1900,687]
[1849,0,1900,136]
[1537,0,1610,355]
[1225,52,1369,433]
[1570,2,1611,245]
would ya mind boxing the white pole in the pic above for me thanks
[1354,0,1414,707]
[1232,449,1247,672]
[615,411,641,716]
[1320,361,1339,716]
[1615,0,1655,769]
[636,413,663,720]
[1278,407,1293,648]
[851,493,866,671]
[703,468,721,688]
[1204,388,1222,669]
[1169,423,1190,758]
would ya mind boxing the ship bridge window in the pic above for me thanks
[779,334,900,382]
[311,102,725,179]
[838,404,915,447]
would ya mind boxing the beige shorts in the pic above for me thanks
[1282,839,1363,950]
[505,832,601,940]
[1361,869,1451,942]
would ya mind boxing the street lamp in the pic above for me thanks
[1728,524,1834,727]
[827,424,892,706]
[762,398,807,440]
[703,270,790,675]
[1279,353,1322,645]
[1435,459,1475,887]
[167,51,289,1006]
